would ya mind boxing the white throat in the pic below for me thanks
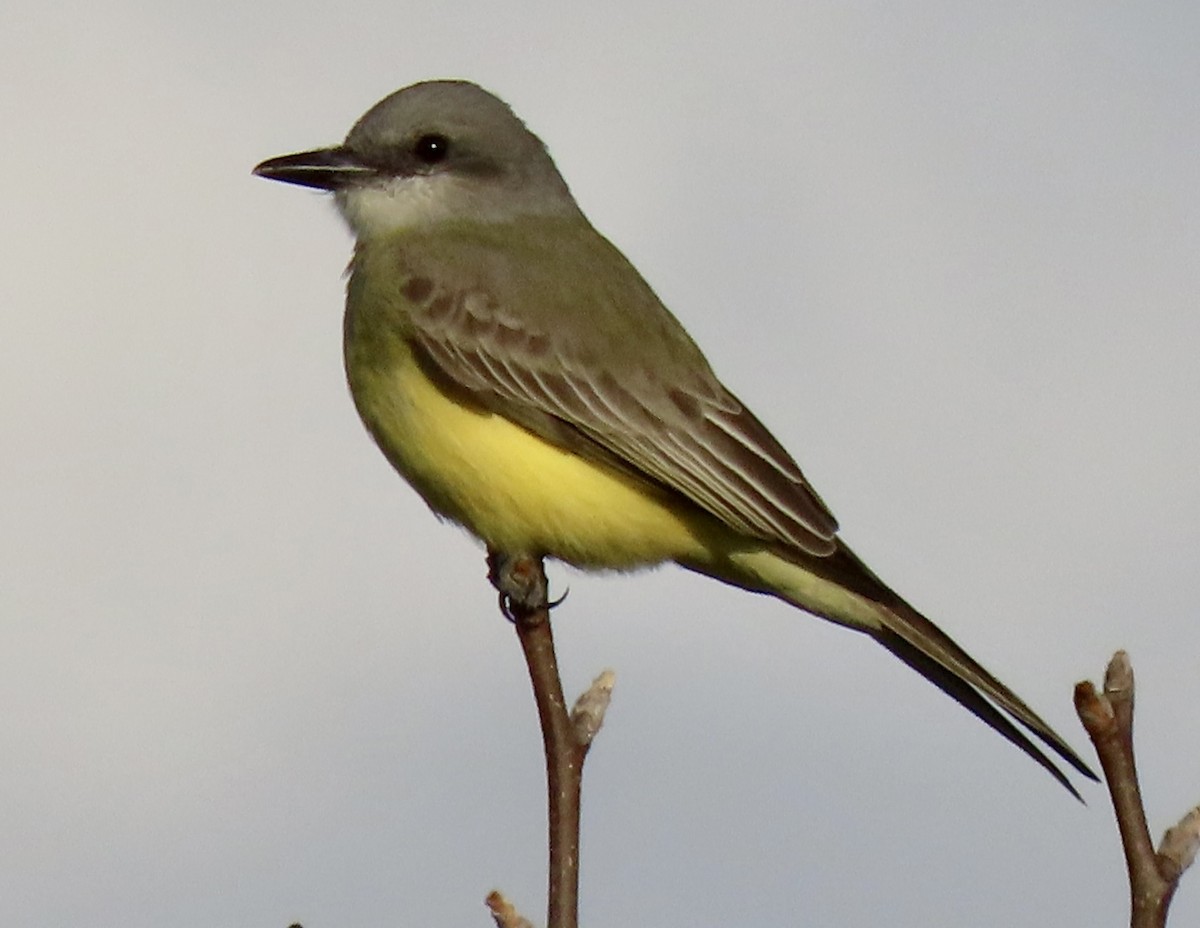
[335,174,577,239]
[335,176,463,238]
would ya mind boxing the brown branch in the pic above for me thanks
[1075,651,1200,927]
[486,551,615,928]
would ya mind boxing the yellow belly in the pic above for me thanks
[352,346,718,569]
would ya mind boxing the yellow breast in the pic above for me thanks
[350,343,718,569]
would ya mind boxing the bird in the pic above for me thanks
[253,79,1096,796]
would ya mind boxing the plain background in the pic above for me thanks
[4,2,1198,926]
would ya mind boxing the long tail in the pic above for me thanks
[684,539,1098,798]
[869,597,1095,799]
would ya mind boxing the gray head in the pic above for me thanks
[253,80,581,236]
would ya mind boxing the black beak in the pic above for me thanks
[252,146,376,191]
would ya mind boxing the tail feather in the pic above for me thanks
[696,538,1099,795]
[873,597,1097,789]
[873,624,1088,800]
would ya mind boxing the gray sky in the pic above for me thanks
[4,2,1199,926]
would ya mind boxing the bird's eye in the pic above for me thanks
[414,133,450,164]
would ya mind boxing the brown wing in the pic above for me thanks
[390,226,839,556]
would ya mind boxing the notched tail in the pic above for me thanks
[872,623,1095,800]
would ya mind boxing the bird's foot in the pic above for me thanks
[486,550,550,623]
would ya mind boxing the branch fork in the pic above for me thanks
[1075,651,1200,928]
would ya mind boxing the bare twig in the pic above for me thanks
[486,890,535,928]
[1075,651,1199,927]
[487,551,614,928]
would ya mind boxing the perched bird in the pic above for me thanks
[254,80,1095,796]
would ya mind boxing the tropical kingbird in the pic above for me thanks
[253,80,1095,796]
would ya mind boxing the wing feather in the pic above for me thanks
[398,259,838,555]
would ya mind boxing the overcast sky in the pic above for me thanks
[4,2,1199,926]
